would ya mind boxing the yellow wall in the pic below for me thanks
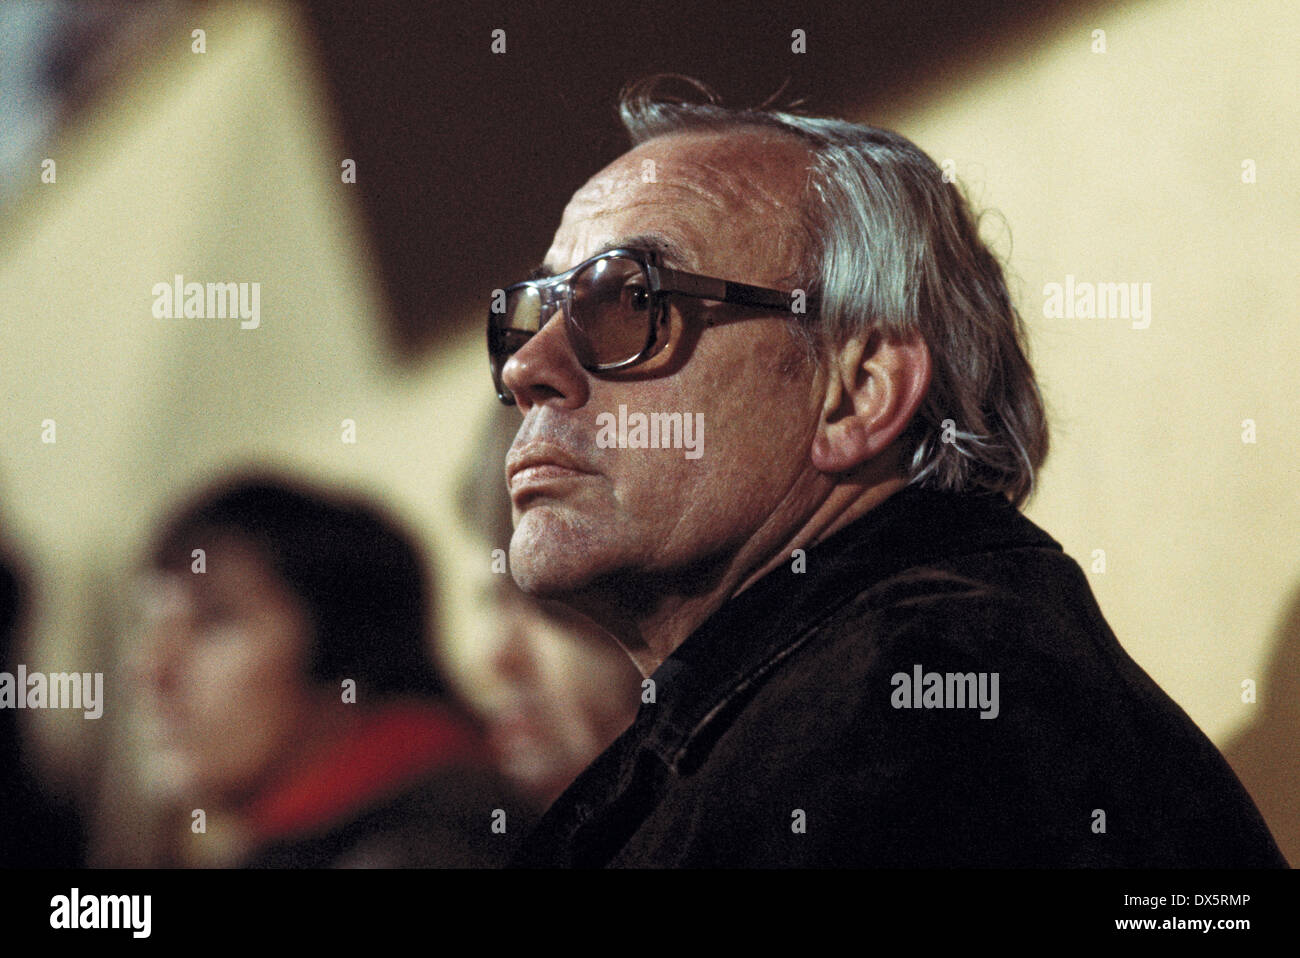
[871,0,1299,860]
[877,0,1297,745]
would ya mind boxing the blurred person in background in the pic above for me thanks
[459,408,640,811]
[136,472,520,867]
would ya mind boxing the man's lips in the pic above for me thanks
[506,443,597,495]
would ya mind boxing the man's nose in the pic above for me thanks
[490,627,534,683]
[499,311,589,410]
[137,622,184,698]
[487,603,541,685]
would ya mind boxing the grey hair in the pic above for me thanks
[617,76,1049,508]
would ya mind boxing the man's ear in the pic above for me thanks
[810,328,932,474]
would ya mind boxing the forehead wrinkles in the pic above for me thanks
[555,147,808,275]
[568,154,794,218]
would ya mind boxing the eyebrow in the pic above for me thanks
[530,234,694,280]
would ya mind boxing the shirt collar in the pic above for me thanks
[635,486,1061,772]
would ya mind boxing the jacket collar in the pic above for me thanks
[635,486,1062,773]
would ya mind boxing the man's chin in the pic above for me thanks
[508,546,621,608]
[510,507,606,594]
[508,558,598,602]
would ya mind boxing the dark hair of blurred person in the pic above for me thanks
[138,471,520,867]
[1,546,86,868]
[458,410,641,810]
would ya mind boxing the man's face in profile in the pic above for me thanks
[503,129,827,605]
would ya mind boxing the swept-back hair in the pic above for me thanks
[619,76,1049,506]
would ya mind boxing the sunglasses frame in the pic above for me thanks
[488,247,808,405]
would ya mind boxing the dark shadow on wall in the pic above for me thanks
[1222,580,1300,867]
[297,0,1106,361]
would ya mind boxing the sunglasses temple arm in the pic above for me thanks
[651,266,795,311]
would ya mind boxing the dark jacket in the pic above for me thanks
[513,487,1287,867]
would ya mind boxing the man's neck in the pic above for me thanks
[585,475,907,677]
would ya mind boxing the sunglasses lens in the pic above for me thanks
[487,255,656,403]
[489,285,548,402]
[569,256,653,367]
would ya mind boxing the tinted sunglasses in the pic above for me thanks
[487,247,809,404]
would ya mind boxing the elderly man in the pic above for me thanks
[486,80,1285,868]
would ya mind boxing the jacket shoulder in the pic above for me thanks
[646,550,1284,867]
